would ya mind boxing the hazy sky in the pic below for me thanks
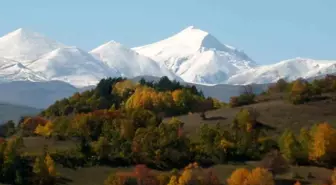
[1,0,335,64]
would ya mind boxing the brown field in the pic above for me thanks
[22,137,77,155]
[54,163,333,185]
[165,99,336,137]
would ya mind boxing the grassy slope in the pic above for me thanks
[165,99,336,137]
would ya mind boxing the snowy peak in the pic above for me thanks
[173,26,229,51]
[133,26,257,84]
[0,28,66,64]
[134,26,230,54]
[90,41,180,80]
[27,46,118,87]
[91,40,129,54]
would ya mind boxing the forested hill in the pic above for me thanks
[41,76,223,118]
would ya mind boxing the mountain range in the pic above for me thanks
[0,26,336,109]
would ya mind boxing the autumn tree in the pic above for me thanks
[120,120,135,140]
[45,154,57,177]
[0,136,26,184]
[167,175,178,185]
[91,136,111,160]
[294,181,301,185]
[271,79,289,93]
[231,108,266,156]
[126,87,174,113]
[35,121,54,137]
[227,168,250,185]
[33,153,58,185]
[309,123,336,164]
[104,173,121,185]
[21,116,49,136]
[245,167,274,185]
[230,85,255,107]
[289,79,310,104]
[113,80,137,99]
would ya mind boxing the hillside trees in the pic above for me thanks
[41,77,213,118]
[276,122,336,166]
[33,153,58,185]
[278,130,301,163]
[309,123,336,165]
[264,75,336,104]
[0,136,29,185]
[230,85,255,107]
[0,120,16,137]
[289,79,311,104]
[227,167,274,185]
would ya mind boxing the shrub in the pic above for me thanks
[230,94,255,107]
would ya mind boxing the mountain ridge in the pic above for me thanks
[90,41,181,81]
[0,28,66,65]
[0,27,336,88]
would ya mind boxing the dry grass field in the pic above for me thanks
[165,99,336,137]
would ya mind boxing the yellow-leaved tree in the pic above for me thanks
[113,80,137,98]
[227,168,250,185]
[33,153,58,185]
[290,79,309,104]
[245,167,274,185]
[125,87,173,112]
[45,154,57,177]
[178,168,193,185]
[167,176,178,185]
[309,123,336,163]
[35,121,54,137]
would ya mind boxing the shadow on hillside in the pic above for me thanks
[275,179,309,185]
[57,177,73,185]
[256,121,277,131]
[203,116,227,121]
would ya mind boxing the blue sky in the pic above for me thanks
[1,0,335,64]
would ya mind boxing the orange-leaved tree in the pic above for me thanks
[245,167,274,185]
[309,122,336,164]
[227,168,250,185]
[227,167,274,185]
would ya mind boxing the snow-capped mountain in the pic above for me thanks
[0,57,46,83]
[133,26,257,84]
[27,47,119,87]
[227,58,336,85]
[0,28,66,65]
[1,26,336,91]
[90,41,180,80]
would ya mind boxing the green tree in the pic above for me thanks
[278,130,300,164]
